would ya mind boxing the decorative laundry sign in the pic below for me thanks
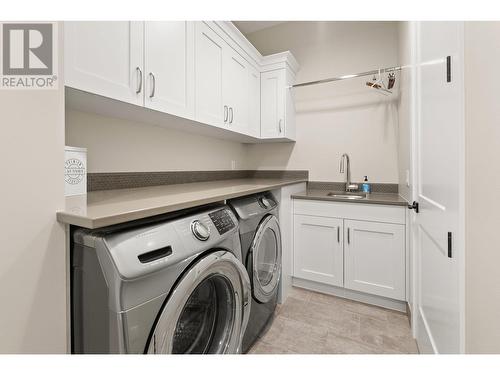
[65,146,87,196]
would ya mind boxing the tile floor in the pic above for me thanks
[248,287,419,354]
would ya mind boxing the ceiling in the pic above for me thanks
[233,21,286,35]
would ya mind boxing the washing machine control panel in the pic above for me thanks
[209,208,236,235]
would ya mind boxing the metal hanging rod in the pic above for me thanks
[291,65,402,88]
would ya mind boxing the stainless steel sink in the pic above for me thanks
[327,192,366,200]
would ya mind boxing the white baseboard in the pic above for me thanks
[292,277,407,313]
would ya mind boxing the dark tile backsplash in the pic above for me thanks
[87,170,397,193]
[88,170,309,191]
[307,181,398,194]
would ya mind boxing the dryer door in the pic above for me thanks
[251,215,282,303]
[145,250,250,354]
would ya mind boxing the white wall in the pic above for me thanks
[0,24,67,353]
[66,110,249,173]
[464,22,500,354]
[244,21,400,182]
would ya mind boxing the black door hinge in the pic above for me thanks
[408,201,419,213]
[448,232,452,258]
[446,56,452,83]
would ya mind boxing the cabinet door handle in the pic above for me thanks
[278,119,283,133]
[149,72,156,98]
[337,226,340,243]
[224,105,228,122]
[347,228,350,244]
[229,107,233,124]
[135,67,142,94]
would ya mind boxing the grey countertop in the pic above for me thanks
[57,177,307,229]
[292,189,409,206]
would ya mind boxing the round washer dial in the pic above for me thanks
[259,197,271,209]
[191,220,210,241]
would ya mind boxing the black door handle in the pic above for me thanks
[408,201,419,213]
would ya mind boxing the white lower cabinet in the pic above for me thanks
[344,219,405,300]
[292,200,406,301]
[293,215,344,287]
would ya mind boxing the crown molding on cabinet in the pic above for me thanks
[212,21,300,76]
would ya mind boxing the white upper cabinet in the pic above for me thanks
[294,215,344,287]
[64,21,299,142]
[344,219,405,300]
[64,21,144,106]
[261,69,285,139]
[194,22,225,127]
[223,48,250,134]
[144,22,195,119]
[247,65,261,137]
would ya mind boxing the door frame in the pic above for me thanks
[410,21,466,353]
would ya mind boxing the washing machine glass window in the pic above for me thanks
[146,251,251,354]
[251,215,282,303]
[172,275,234,354]
[256,229,278,286]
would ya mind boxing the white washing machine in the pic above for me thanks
[71,204,250,354]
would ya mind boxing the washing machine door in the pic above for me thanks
[145,250,250,354]
[250,215,282,303]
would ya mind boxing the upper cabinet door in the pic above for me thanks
[247,65,261,137]
[195,22,225,127]
[64,21,143,106]
[344,219,405,300]
[223,48,250,134]
[261,69,286,138]
[293,215,344,287]
[144,22,195,119]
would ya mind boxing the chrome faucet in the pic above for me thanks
[339,153,359,192]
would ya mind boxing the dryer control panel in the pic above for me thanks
[209,208,236,235]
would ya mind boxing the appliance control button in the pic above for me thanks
[191,220,210,241]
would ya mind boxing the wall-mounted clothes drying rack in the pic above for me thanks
[291,65,402,88]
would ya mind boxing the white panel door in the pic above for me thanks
[194,22,225,127]
[144,22,195,119]
[64,21,143,105]
[261,69,285,138]
[223,48,249,134]
[247,65,261,137]
[414,21,464,354]
[293,215,343,287]
[344,220,405,300]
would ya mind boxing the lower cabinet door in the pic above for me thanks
[344,219,405,300]
[293,215,343,287]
